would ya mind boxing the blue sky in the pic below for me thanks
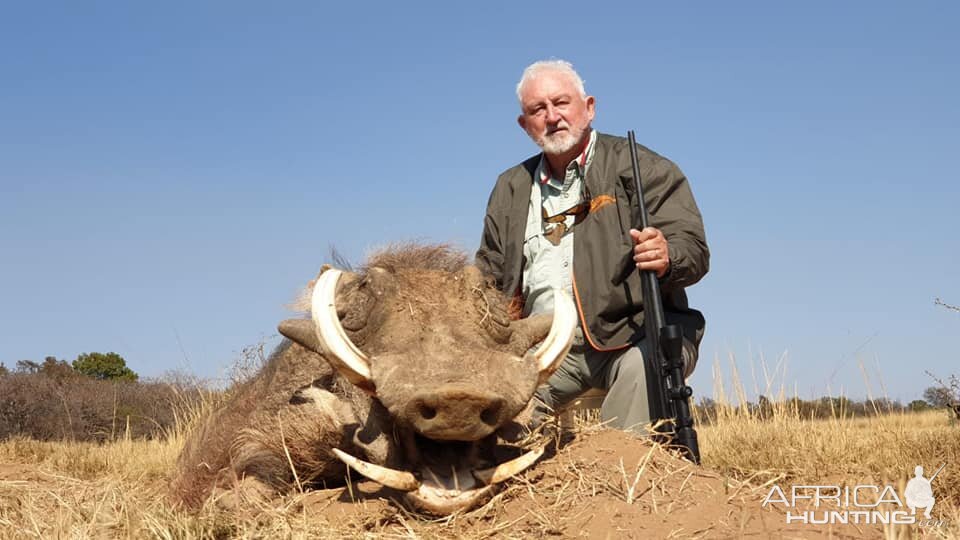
[1,2,957,403]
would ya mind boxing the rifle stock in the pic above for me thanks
[626,130,701,464]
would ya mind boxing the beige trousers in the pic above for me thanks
[535,339,697,434]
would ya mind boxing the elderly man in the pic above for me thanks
[476,60,709,433]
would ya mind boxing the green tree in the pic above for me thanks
[72,352,138,381]
[908,399,931,412]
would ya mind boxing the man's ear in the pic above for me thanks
[517,114,527,131]
[585,95,596,122]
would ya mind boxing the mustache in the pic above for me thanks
[545,121,570,136]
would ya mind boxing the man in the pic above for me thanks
[476,60,709,433]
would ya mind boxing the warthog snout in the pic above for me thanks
[407,385,507,440]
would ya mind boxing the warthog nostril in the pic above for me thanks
[418,404,437,420]
[408,389,506,439]
[480,404,501,426]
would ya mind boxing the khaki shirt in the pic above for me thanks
[522,130,597,319]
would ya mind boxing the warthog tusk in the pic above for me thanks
[331,448,420,492]
[533,290,577,384]
[312,269,375,391]
[471,445,545,485]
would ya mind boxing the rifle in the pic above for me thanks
[929,463,946,482]
[626,130,701,464]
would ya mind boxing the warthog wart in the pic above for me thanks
[170,245,576,515]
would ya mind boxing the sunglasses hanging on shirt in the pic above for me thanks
[541,201,589,246]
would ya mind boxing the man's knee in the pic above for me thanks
[538,352,590,408]
[615,347,647,383]
[614,340,698,379]
[681,339,699,378]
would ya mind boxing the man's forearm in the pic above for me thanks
[663,236,709,291]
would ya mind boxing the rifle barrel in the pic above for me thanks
[626,130,701,464]
[627,130,669,422]
[930,463,946,482]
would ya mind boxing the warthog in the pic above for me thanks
[170,245,576,515]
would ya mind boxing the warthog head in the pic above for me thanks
[279,256,576,514]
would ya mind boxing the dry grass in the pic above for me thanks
[692,355,960,539]
[1,367,959,538]
[697,408,960,539]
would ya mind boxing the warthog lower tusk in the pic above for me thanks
[533,290,578,384]
[312,269,375,391]
[331,448,421,492]
[471,445,545,485]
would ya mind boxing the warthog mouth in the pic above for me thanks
[332,435,545,515]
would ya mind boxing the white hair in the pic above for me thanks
[515,59,587,103]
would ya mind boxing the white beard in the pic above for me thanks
[533,122,587,155]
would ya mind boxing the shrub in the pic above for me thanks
[0,372,205,441]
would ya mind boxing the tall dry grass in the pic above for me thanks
[695,354,960,539]
[0,380,230,539]
[1,353,958,538]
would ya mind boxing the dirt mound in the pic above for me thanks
[294,428,871,538]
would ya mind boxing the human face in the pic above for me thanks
[517,71,595,156]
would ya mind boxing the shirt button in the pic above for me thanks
[562,261,569,268]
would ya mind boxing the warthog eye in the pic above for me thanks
[480,405,501,426]
[418,404,437,420]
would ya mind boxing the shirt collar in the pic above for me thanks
[538,129,597,188]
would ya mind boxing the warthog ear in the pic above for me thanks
[278,319,323,354]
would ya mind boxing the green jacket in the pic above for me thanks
[476,132,709,352]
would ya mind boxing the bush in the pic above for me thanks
[0,372,205,441]
[908,399,931,412]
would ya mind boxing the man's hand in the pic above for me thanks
[629,227,670,278]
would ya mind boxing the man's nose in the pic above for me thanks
[545,104,561,123]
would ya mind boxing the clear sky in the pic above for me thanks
[1,2,957,403]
